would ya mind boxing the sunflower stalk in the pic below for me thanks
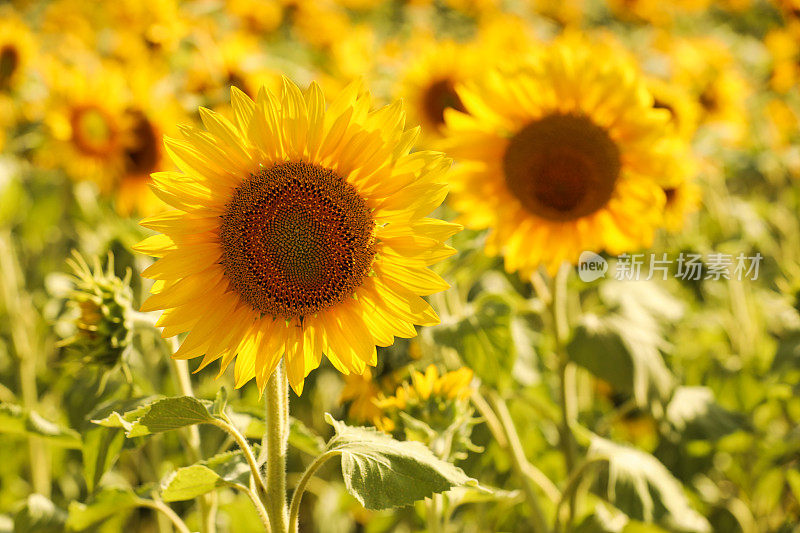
[552,263,580,531]
[264,360,290,533]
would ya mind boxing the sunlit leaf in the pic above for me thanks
[13,495,66,533]
[324,413,478,510]
[664,387,744,442]
[588,434,710,533]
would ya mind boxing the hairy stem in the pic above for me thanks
[264,360,290,533]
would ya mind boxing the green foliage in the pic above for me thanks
[588,435,710,533]
[12,495,66,533]
[324,414,478,510]
[93,396,215,437]
[66,489,138,531]
[0,404,81,449]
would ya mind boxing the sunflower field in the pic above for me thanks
[2,0,800,532]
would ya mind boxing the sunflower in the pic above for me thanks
[661,179,701,232]
[135,79,459,395]
[42,59,132,193]
[765,22,800,94]
[442,36,687,275]
[0,11,36,96]
[396,38,485,145]
[114,78,185,217]
[658,35,749,146]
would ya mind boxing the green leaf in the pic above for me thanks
[568,313,673,407]
[66,489,139,530]
[432,294,517,390]
[93,396,215,437]
[83,397,156,491]
[290,416,327,457]
[161,448,255,502]
[664,387,744,442]
[588,435,710,533]
[81,426,125,493]
[161,465,222,502]
[212,387,228,416]
[0,403,81,449]
[13,494,67,533]
[324,413,478,510]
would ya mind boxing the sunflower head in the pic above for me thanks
[397,38,484,144]
[0,12,35,94]
[136,78,459,395]
[442,35,693,275]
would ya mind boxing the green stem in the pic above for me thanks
[471,392,560,502]
[288,450,342,532]
[212,416,270,501]
[228,483,272,532]
[488,392,550,533]
[0,231,50,496]
[552,263,579,531]
[167,340,217,533]
[264,360,290,533]
[553,458,604,533]
[138,499,193,533]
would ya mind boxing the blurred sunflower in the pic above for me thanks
[397,38,484,145]
[661,36,749,145]
[442,36,688,275]
[136,79,459,395]
[765,22,800,94]
[42,60,132,193]
[646,77,700,143]
[114,79,184,217]
[662,179,701,232]
[0,11,36,96]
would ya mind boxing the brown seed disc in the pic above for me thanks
[124,109,160,175]
[0,45,19,89]
[502,113,621,222]
[422,78,466,127]
[219,161,376,319]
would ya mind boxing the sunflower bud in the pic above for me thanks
[58,252,133,368]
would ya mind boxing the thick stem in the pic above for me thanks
[288,450,342,532]
[552,263,579,532]
[552,264,577,473]
[0,231,50,496]
[264,360,290,533]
